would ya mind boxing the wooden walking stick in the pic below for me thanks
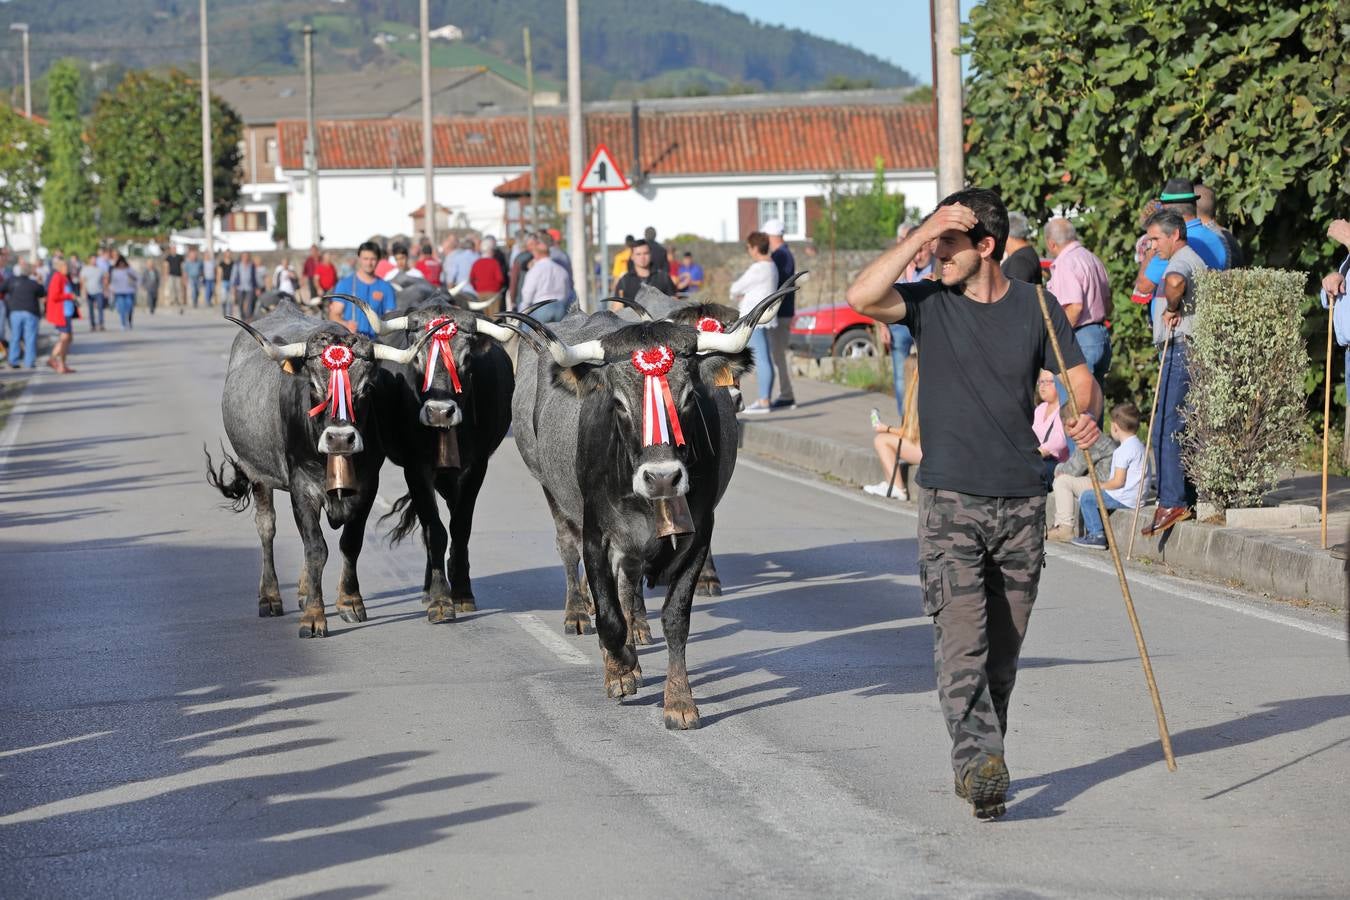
[1322,293,1334,550]
[1127,329,1172,561]
[1036,286,1177,771]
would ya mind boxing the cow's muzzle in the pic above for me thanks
[318,424,364,456]
[633,461,688,500]
[419,399,463,429]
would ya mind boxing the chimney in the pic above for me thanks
[630,100,642,185]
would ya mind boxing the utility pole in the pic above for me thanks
[523,26,538,232]
[565,0,588,311]
[9,23,33,259]
[934,0,964,197]
[419,0,435,247]
[199,0,215,265]
[303,24,319,250]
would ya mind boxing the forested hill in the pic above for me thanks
[0,0,917,112]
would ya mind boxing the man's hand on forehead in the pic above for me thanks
[920,203,979,240]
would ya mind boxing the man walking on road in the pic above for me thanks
[613,240,675,301]
[330,241,397,337]
[845,188,1101,819]
[762,218,797,409]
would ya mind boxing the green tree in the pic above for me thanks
[0,104,48,247]
[40,60,97,256]
[962,0,1350,404]
[818,160,914,251]
[91,70,243,236]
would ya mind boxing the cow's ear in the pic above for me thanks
[698,349,752,388]
[550,362,605,395]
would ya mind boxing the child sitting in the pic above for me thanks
[1047,403,1119,542]
[1072,403,1146,550]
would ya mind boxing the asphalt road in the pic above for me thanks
[2,311,1347,899]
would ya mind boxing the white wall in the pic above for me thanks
[593,171,938,246]
[283,168,527,249]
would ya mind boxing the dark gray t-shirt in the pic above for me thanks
[900,278,1085,498]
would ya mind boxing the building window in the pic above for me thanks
[223,211,268,232]
[264,138,277,166]
[758,198,800,237]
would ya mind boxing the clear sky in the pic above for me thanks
[712,0,978,85]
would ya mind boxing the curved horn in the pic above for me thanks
[226,315,306,363]
[296,291,323,309]
[447,279,471,297]
[372,322,439,365]
[341,294,409,335]
[476,316,546,354]
[498,312,605,367]
[604,295,652,320]
[696,273,811,355]
[466,290,501,312]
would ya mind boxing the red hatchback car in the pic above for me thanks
[789,303,884,358]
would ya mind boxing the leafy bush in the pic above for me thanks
[1180,269,1308,509]
[40,60,96,256]
[816,160,915,251]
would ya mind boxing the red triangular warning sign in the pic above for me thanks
[577,144,630,192]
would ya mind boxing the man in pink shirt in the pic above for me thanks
[1045,218,1112,385]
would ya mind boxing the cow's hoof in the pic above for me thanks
[564,612,593,635]
[420,594,433,607]
[337,597,367,624]
[453,598,477,614]
[427,600,456,624]
[663,700,701,730]
[631,619,653,645]
[298,610,328,638]
[696,576,722,597]
[258,597,284,617]
[605,670,639,698]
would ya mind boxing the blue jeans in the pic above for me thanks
[1079,490,1128,540]
[114,292,135,329]
[749,326,774,402]
[8,310,37,367]
[528,299,573,324]
[86,292,105,329]
[190,279,201,307]
[1074,323,1111,386]
[888,324,914,419]
[203,280,215,307]
[1151,341,1194,509]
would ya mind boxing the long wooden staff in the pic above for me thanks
[1128,329,1172,561]
[1036,286,1177,771]
[1322,293,1335,550]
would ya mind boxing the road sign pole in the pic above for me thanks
[597,192,608,298]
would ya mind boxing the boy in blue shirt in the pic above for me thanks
[329,241,397,337]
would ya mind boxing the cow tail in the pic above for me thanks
[380,492,420,545]
[204,443,253,512]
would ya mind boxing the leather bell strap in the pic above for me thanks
[422,317,463,394]
[632,345,685,448]
[309,344,355,421]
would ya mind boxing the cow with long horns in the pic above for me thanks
[351,293,519,624]
[505,275,804,729]
[206,300,434,637]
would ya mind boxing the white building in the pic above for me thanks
[273,90,937,250]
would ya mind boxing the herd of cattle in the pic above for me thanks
[205,274,806,730]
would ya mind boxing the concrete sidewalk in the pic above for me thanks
[738,369,1349,611]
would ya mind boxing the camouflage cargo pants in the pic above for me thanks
[917,487,1046,779]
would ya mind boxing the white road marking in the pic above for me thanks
[737,455,1347,642]
[511,613,590,665]
[0,377,36,478]
[0,730,114,759]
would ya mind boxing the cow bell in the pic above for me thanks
[325,453,357,497]
[652,495,695,540]
[435,429,461,470]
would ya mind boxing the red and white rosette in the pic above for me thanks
[696,316,724,334]
[422,316,463,394]
[631,345,685,448]
[309,344,355,421]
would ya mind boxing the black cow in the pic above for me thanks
[505,283,797,729]
[352,295,518,624]
[206,302,433,637]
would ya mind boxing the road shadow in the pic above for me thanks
[1006,692,1350,820]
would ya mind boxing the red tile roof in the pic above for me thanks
[277,104,935,191]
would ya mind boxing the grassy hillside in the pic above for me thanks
[0,0,915,113]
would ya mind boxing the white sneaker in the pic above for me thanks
[741,400,772,415]
[863,481,907,500]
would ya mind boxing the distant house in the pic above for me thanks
[273,89,936,249]
[210,67,551,252]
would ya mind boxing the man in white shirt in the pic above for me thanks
[518,235,573,322]
[1072,403,1145,549]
